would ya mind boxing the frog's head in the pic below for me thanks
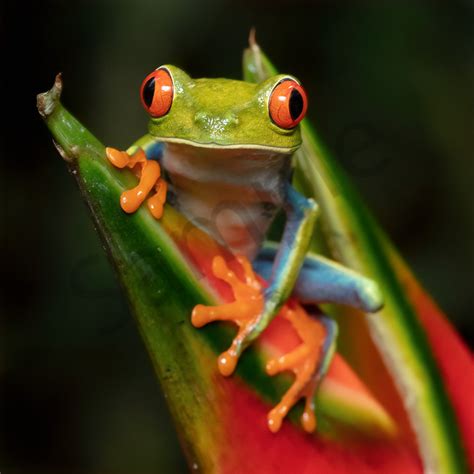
[140,65,307,154]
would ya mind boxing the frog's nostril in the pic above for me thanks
[226,113,239,126]
[194,111,208,123]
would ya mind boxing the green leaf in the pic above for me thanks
[38,74,410,473]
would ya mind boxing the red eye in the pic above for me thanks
[269,79,308,129]
[140,67,174,118]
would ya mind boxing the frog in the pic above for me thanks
[106,65,384,433]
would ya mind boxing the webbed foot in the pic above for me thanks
[191,255,264,376]
[106,147,167,219]
[266,303,335,433]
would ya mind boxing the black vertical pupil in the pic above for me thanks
[289,89,304,120]
[143,77,155,107]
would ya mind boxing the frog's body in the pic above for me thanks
[163,142,291,258]
[106,65,383,433]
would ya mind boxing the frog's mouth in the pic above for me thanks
[152,136,300,155]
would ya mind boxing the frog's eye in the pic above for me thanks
[268,79,308,129]
[140,67,174,118]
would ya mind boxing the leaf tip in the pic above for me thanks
[37,73,63,118]
[248,27,259,51]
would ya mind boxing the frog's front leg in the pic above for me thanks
[106,139,167,219]
[192,184,318,373]
[192,255,265,375]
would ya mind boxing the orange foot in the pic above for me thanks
[191,255,264,376]
[106,147,167,219]
[192,255,328,434]
[266,303,327,433]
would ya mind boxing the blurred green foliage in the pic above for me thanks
[2,1,473,472]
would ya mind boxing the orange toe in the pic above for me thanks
[218,350,239,376]
[301,405,317,433]
[191,304,211,328]
[106,147,130,168]
[268,405,288,433]
[147,179,167,219]
[265,359,279,376]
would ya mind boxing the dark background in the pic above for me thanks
[2,1,473,473]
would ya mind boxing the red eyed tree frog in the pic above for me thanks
[106,65,384,433]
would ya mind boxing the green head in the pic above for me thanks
[139,65,308,153]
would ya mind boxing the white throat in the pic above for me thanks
[161,142,292,259]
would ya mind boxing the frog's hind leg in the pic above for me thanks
[254,243,383,313]
[254,243,380,432]
[266,306,337,433]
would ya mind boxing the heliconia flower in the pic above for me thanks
[37,40,473,474]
